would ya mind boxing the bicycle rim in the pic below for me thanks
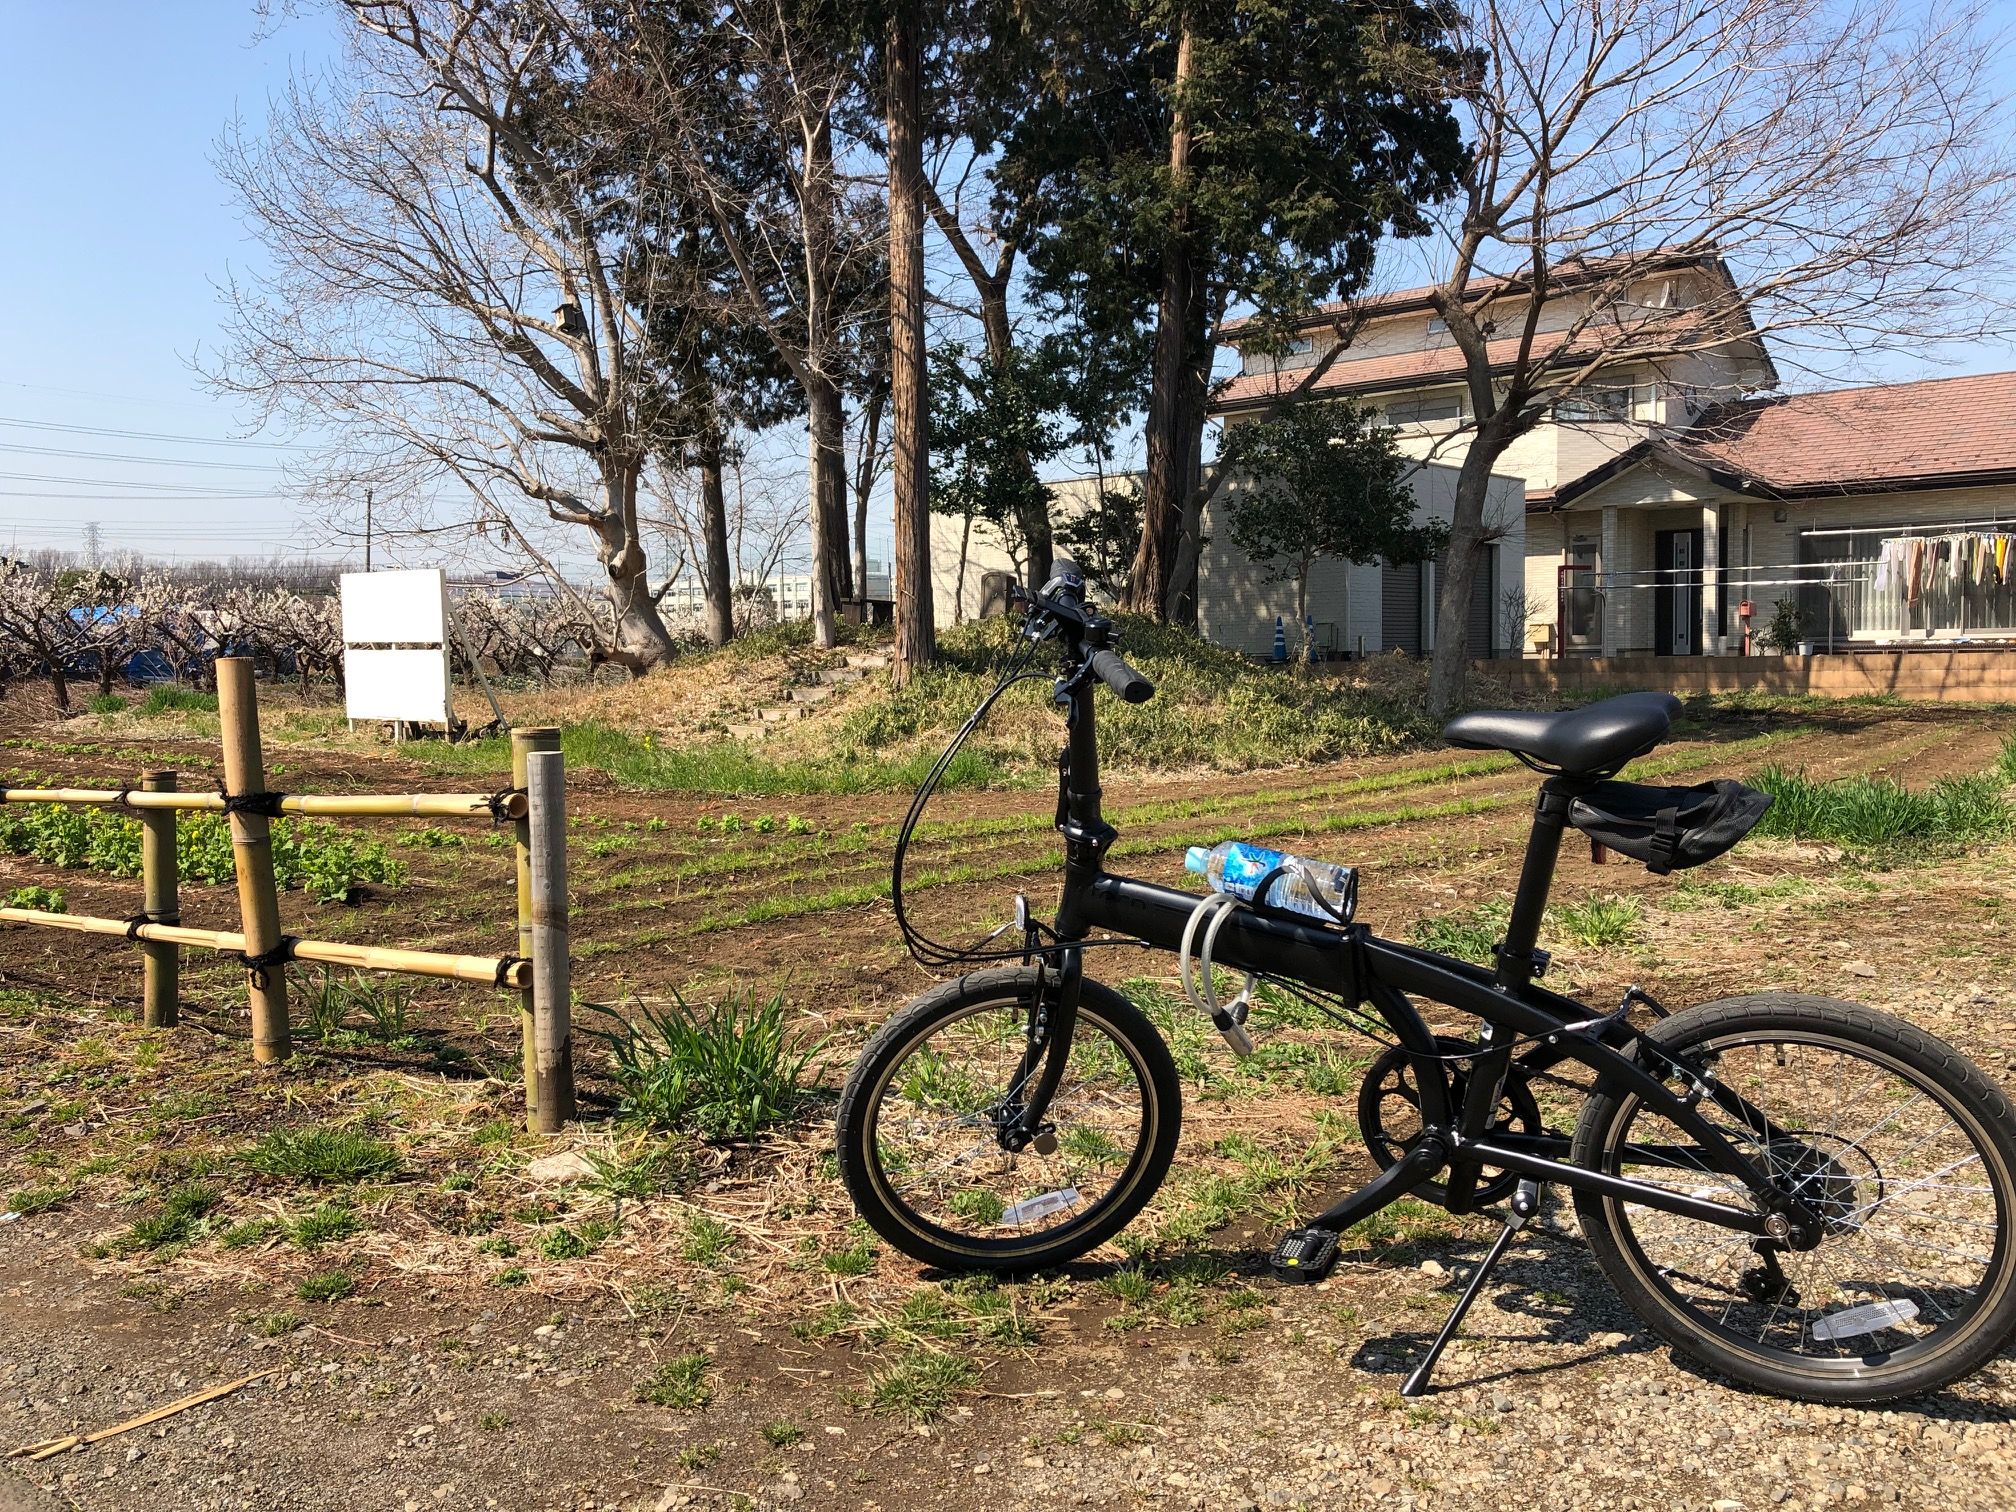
[858,993,1161,1257]
[1592,1028,2014,1381]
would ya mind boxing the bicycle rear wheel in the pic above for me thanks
[835,967,1181,1272]
[1572,995,2016,1402]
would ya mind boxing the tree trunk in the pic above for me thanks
[954,512,972,624]
[1296,564,1312,665]
[600,458,679,673]
[1127,19,1197,619]
[697,426,735,649]
[1161,292,1214,627]
[49,663,70,713]
[1425,438,1507,719]
[852,381,886,614]
[805,373,844,648]
[887,1,935,685]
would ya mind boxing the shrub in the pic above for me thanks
[246,1127,401,1185]
[4,885,65,913]
[597,991,820,1141]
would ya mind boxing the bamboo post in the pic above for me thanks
[216,657,290,1062]
[511,727,560,1120]
[526,748,574,1131]
[139,769,179,1028]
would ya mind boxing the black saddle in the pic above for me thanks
[1443,692,1680,775]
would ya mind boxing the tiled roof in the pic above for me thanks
[1548,371,2016,505]
[1212,329,1572,411]
[1673,373,2016,492]
[1217,249,1726,337]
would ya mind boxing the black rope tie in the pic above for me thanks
[239,937,297,988]
[485,788,524,823]
[124,909,182,940]
[214,779,287,818]
[494,954,528,988]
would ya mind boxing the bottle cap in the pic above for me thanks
[1184,845,1208,874]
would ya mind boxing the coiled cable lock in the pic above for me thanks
[1178,892,1257,1057]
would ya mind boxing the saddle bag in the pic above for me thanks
[1566,778,1773,875]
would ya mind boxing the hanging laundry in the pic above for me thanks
[1907,537,1925,606]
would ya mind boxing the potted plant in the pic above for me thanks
[1760,597,1816,656]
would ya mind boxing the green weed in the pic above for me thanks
[1551,895,1640,948]
[1751,765,2012,850]
[4,885,65,912]
[297,1269,357,1303]
[635,1352,712,1409]
[596,991,820,1141]
[245,1127,401,1185]
[865,1348,977,1423]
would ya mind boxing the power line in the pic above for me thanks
[0,471,274,494]
[0,416,311,450]
[0,442,287,471]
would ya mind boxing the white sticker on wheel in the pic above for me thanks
[1810,1299,1920,1341]
[1000,1187,1081,1226]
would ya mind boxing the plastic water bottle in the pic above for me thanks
[1184,841,1356,923]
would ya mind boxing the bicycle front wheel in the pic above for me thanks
[1572,995,2016,1403]
[836,967,1181,1272]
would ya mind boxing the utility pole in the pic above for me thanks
[364,489,374,572]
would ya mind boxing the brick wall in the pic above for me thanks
[1479,650,2016,703]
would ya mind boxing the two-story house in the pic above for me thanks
[1217,254,2016,660]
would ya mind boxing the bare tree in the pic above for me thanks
[211,1,697,673]
[1412,0,2016,716]
[885,0,935,681]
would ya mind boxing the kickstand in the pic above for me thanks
[1400,1179,1542,1398]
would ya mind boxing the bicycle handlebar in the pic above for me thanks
[1018,567,1157,705]
[1089,647,1154,704]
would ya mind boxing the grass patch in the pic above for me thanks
[597,990,820,1141]
[1410,901,1509,965]
[410,719,1002,796]
[838,614,1433,773]
[864,1348,978,1422]
[1751,765,2013,851]
[5,1185,71,1217]
[289,1202,359,1250]
[297,1269,357,1303]
[635,1352,712,1409]
[1550,895,1641,948]
[245,1127,400,1185]
[138,687,218,716]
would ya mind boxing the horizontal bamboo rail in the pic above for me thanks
[0,906,529,988]
[0,787,525,820]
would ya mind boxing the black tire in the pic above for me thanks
[1572,994,2016,1403]
[836,967,1182,1272]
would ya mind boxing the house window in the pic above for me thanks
[1556,380,1656,423]
[1283,335,1314,356]
[1384,391,1467,426]
[1425,316,1448,336]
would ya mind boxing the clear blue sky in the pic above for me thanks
[2,1,2014,568]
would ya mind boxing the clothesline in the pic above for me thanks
[1801,517,2016,539]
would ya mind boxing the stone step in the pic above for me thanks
[817,666,867,685]
[845,652,891,670]
[787,684,836,705]
[725,722,770,741]
[759,705,803,723]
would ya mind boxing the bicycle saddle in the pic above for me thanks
[1442,691,1681,774]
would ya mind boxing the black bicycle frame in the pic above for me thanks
[1026,649,1827,1248]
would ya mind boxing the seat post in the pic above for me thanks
[1495,779,1577,991]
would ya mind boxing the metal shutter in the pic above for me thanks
[1465,546,1497,658]
[1381,559,1423,655]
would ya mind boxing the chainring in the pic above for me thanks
[1357,1035,1546,1207]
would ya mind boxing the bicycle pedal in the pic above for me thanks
[1270,1227,1340,1283]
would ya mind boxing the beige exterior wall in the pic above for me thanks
[926,463,1525,660]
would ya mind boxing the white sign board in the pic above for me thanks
[341,569,453,725]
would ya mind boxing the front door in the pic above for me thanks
[1654,528,1704,656]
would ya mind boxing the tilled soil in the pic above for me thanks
[5,705,2016,1511]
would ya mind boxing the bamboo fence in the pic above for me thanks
[0,658,573,1129]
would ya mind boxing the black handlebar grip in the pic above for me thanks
[1089,648,1155,703]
